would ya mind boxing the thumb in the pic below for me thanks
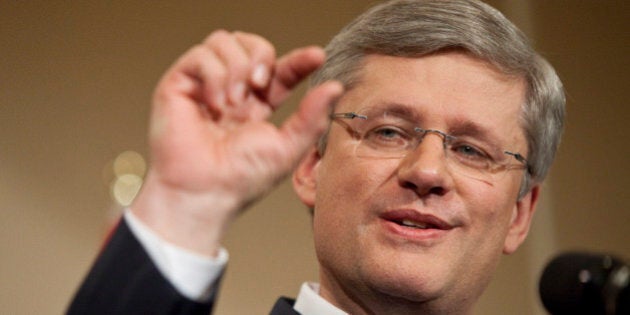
[280,81,344,164]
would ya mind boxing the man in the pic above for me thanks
[68,0,565,314]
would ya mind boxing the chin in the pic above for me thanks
[365,270,478,314]
[359,256,452,303]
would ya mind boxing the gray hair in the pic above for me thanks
[312,0,565,198]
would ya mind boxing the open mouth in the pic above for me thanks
[395,219,434,229]
[380,210,453,231]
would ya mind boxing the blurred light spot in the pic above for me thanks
[113,150,146,177]
[578,269,591,283]
[112,174,143,206]
[108,150,146,207]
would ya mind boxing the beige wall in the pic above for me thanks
[1,1,627,314]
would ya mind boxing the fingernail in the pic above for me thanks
[251,64,269,88]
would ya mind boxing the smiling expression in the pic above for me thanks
[294,51,539,314]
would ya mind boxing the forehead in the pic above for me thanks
[337,52,528,147]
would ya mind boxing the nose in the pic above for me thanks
[416,128,451,149]
[396,133,454,196]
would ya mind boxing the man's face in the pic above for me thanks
[294,52,539,312]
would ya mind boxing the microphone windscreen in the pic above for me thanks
[539,252,625,315]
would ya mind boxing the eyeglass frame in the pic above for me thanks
[330,111,532,179]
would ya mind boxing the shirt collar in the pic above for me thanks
[293,282,348,315]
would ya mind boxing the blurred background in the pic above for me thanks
[1,1,628,314]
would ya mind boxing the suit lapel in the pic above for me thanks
[269,297,299,315]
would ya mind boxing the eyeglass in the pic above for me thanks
[331,107,530,182]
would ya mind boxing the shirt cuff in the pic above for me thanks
[123,209,228,302]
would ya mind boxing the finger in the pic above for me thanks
[266,46,326,108]
[279,81,344,166]
[204,30,254,106]
[155,44,228,118]
[233,31,276,89]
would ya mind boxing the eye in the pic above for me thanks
[454,144,486,158]
[450,142,494,169]
[364,125,412,148]
[375,127,404,139]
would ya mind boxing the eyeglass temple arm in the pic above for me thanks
[504,151,532,174]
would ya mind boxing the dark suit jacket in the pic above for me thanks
[67,219,301,314]
[270,297,300,315]
[67,219,214,314]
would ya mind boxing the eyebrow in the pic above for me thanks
[369,101,507,147]
[368,102,423,121]
[448,119,491,139]
[447,118,511,155]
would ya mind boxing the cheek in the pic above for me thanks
[317,142,385,201]
[462,181,518,248]
[315,158,396,220]
[461,169,522,215]
[312,153,358,239]
[312,153,393,244]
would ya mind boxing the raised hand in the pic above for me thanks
[130,30,343,256]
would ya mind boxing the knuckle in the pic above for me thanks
[188,44,207,58]
[235,31,277,61]
[259,40,277,61]
[203,29,231,45]
[230,61,251,77]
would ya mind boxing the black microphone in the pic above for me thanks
[539,252,629,315]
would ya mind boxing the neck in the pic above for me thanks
[317,269,474,315]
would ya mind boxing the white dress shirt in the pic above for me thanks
[124,210,227,301]
[125,210,347,313]
[294,282,348,315]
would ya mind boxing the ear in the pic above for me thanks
[292,146,321,208]
[503,185,540,254]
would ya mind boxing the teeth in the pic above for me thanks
[401,219,428,229]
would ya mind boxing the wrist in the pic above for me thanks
[129,170,240,257]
